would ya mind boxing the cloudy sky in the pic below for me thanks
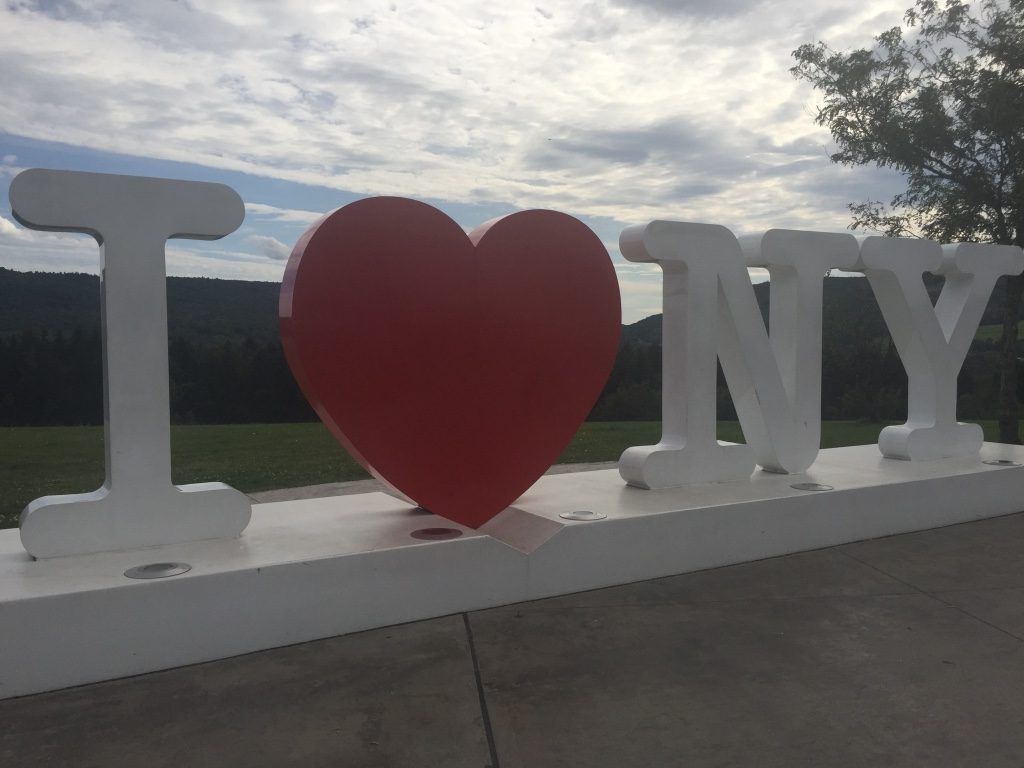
[0,0,912,322]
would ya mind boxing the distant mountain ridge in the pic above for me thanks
[1,266,1017,347]
[0,268,281,345]
[2,267,660,344]
[620,274,1016,347]
[0,267,1016,427]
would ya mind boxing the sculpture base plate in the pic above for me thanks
[3,443,1023,700]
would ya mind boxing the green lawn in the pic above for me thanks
[0,419,1005,530]
[975,321,1024,342]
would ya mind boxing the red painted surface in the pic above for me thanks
[280,197,621,528]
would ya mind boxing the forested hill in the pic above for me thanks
[4,267,1018,346]
[0,267,1018,426]
[620,274,1018,346]
[0,268,281,345]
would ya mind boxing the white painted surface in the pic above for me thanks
[618,222,750,487]
[856,237,1024,460]
[2,445,1023,699]
[732,229,858,473]
[9,170,252,558]
[618,223,857,488]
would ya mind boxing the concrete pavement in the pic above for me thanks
[2,509,1023,767]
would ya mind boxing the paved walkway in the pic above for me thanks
[2,509,1023,767]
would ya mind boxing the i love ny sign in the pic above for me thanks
[9,168,1023,559]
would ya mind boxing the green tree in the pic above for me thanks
[792,0,1024,442]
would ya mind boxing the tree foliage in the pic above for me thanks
[0,331,315,427]
[0,268,1015,428]
[792,0,1024,441]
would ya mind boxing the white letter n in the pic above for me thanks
[618,221,857,489]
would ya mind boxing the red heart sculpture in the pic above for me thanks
[280,197,621,528]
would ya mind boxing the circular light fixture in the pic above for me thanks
[124,562,192,580]
[558,510,608,521]
[410,527,463,541]
[790,482,834,492]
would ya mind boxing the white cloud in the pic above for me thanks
[245,202,323,224]
[0,221,99,274]
[246,233,292,261]
[0,0,908,232]
[0,213,92,247]
[0,0,915,321]
[165,245,286,281]
[0,212,286,282]
[0,214,20,237]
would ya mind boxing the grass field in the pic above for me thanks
[0,419,1005,530]
[975,321,1024,342]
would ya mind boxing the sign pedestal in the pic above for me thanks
[3,444,1023,700]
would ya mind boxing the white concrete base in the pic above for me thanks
[3,443,1024,700]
